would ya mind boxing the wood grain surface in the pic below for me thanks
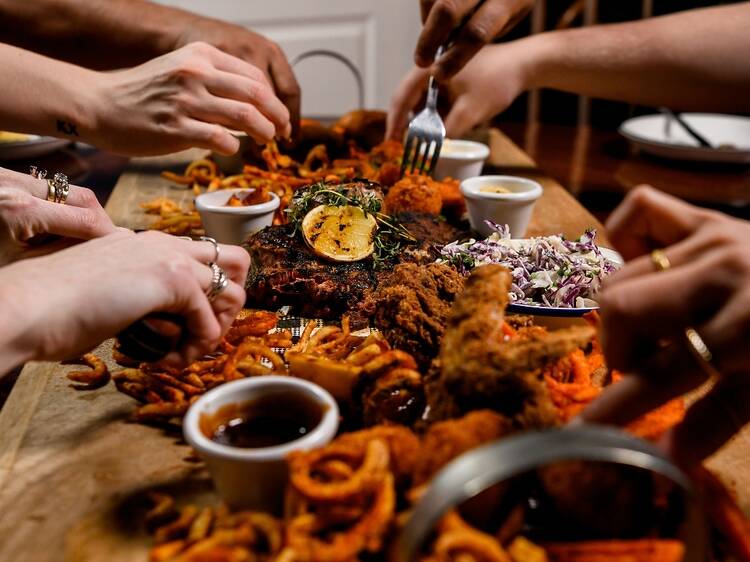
[1,130,744,561]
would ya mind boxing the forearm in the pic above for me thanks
[0,0,197,69]
[0,263,36,375]
[523,3,750,112]
[0,44,100,139]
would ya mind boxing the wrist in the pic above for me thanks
[516,32,559,91]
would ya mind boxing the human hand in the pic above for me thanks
[415,0,533,79]
[86,42,291,156]
[0,230,249,370]
[387,41,532,140]
[0,169,115,265]
[581,186,750,467]
[173,18,301,138]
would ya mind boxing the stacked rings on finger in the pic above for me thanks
[205,262,228,302]
[46,173,70,204]
[200,236,220,264]
[650,249,721,380]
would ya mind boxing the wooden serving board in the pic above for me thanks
[0,129,746,561]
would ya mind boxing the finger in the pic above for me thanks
[580,342,708,428]
[667,375,750,467]
[163,275,222,366]
[444,95,481,138]
[186,88,278,145]
[386,67,430,140]
[699,288,750,376]
[267,49,300,140]
[415,0,481,67]
[203,70,290,136]
[420,0,436,22]
[598,253,733,372]
[605,185,713,261]
[25,178,104,211]
[177,118,241,155]
[603,227,724,287]
[177,238,250,285]
[204,43,272,88]
[433,0,521,80]
[30,198,117,240]
[210,280,246,337]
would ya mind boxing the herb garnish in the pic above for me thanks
[286,181,416,268]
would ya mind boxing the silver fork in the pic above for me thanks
[400,46,446,177]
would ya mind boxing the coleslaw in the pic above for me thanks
[438,222,619,308]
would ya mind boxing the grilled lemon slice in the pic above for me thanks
[302,204,377,262]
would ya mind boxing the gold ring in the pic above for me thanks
[650,248,671,271]
[684,327,721,380]
[46,179,57,202]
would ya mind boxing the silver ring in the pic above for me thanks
[205,262,228,302]
[199,236,220,265]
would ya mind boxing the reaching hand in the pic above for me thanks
[87,42,291,156]
[387,42,531,140]
[173,19,301,137]
[0,230,249,371]
[415,0,533,79]
[582,186,750,467]
[0,168,115,266]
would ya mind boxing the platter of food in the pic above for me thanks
[0,131,70,160]
[3,114,750,562]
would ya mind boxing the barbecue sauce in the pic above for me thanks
[200,392,326,449]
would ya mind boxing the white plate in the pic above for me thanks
[0,135,71,161]
[506,247,623,317]
[619,113,750,164]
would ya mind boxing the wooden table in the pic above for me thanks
[501,122,750,220]
[0,130,745,561]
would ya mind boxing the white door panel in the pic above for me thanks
[153,1,421,118]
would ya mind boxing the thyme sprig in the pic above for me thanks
[286,181,416,267]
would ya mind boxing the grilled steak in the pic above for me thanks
[243,213,469,320]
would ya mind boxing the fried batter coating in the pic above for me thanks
[371,262,465,371]
[385,174,442,215]
[430,265,596,427]
[413,410,512,486]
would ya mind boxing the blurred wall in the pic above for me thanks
[153,0,421,118]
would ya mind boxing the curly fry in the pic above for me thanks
[223,339,286,381]
[66,353,110,390]
[154,505,199,543]
[145,492,178,531]
[286,473,395,562]
[289,439,389,504]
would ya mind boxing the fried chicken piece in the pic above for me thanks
[385,174,442,215]
[413,410,512,485]
[430,265,596,427]
[370,262,465,370]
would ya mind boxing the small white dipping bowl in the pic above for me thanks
[183,376,339,512]
[461,175,543,238]
[195,188,279,245]
[434,139,490,181]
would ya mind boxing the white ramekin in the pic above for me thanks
[434,139,490,181]
[195,188,279,245]
[183,376,339,512]
[460,175,543,238]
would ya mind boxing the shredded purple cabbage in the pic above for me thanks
[438,221,619,308]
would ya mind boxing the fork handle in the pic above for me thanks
[425,45,445,110]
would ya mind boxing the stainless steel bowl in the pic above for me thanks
[398,424,707,562]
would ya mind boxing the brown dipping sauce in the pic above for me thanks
[200,391,326,449]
